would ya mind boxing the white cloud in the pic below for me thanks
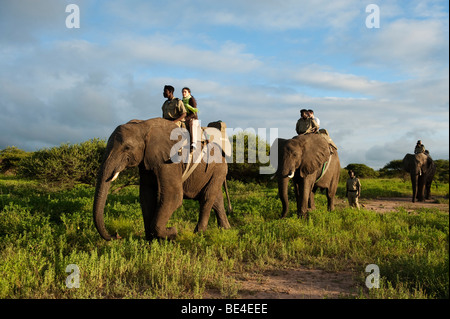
[0,0,448,171]
[355,18,449,77]
[111,35,263,74]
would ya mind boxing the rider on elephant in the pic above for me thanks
[162,85,187,127]
[296,109,319,135]
[181,87,200,150]
[414,140,425,154]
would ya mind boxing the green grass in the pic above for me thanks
[0,174,448,299]
[337,177,449,199]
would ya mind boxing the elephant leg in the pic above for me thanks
[410,174,418,203]
[309,187,316,210]
[151,194,182,240]
[297,178,312,218]
[212,192,231,229]
[425,180,432,200]
[139,167,158,241]
[150,165,183,240]
[278,177,291,218]
[325,188,334,211]
[195,197,215,233]
[294,179,304,217]
[417,176,426,202]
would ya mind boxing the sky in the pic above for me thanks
[0,0,448,169]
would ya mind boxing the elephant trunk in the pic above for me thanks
[410,173,418,203]
[93,154,122,241]
[278,177,290,218]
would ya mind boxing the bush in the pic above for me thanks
[17,139,106,186]
[227,132,271,183]
[345,163,379,178]
[378,160,408,179]
[0,146,30,174]
[434,159,449,184]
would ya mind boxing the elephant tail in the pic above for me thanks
[223,179,233,214]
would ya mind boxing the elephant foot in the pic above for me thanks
[194,223,208,233]
[218,219,231,229]
[165,227,178,240]
[150,226,178,241]
[297,212,309,219]
[280,211,289,218]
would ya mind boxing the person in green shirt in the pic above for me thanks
[182,87,199,150]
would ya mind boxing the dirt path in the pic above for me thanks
[223,197,448,299]
[360,197,448,213]
[235,267,358,299]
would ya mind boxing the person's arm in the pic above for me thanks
[345,179,349,197]
[185,97,198,117]
[173,99,187,124]
[357,179,361,197]
[311,118,319,133]
[173,112,187,124]
[295,119,302,135]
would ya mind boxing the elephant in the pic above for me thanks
[402,152,436,202]
[93,117,232,241]
[272,133,340,218]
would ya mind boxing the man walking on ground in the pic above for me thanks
[346,170,361,209]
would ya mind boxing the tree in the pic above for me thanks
[378,160,407,178]
[0,146,30,174]
[227,131,271,182]
[344,163,378,178]
[434,159,449,184]
[17,139,107,186]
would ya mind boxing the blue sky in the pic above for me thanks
[1,0,448,169]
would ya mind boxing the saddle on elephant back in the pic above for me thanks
[318,128,338,152]
[175,120,230,182]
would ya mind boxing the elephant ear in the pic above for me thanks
[295,134,331,178]
[402,154,415,173]
[426,154,434,168]
[142,119,181,171]
[271,138,288,175]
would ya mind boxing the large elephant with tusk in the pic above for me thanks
[271,133,340,218]
[93,118,232,241]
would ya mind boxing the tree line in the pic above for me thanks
[1,136,449,187]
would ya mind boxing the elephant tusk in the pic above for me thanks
[110,171,120,182]
[288,171,295,179]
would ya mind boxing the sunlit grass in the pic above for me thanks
[0,174,448,299]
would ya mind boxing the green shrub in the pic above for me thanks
[434,159,449,184]
[17,139,106,186]
[227,132,271,183]
[378,160,408,179]
[0,146,30,174]
[0,176,448,298]
[345,163,379,178]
